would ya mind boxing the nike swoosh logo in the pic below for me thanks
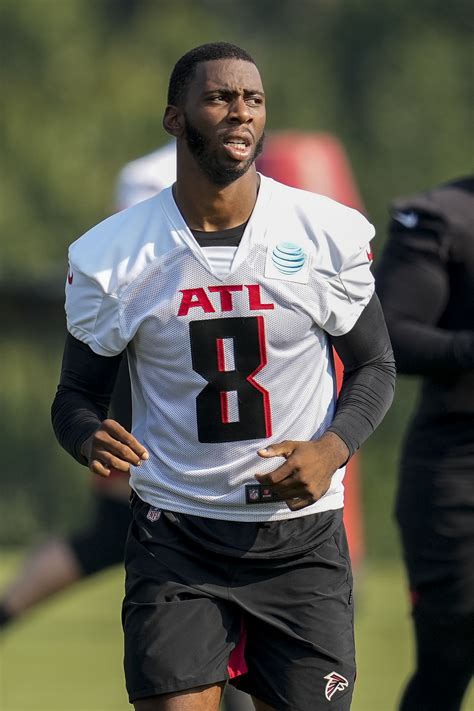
[393,210,419,229]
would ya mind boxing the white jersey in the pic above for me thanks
[115,142,176,210]
[66,175,375,521]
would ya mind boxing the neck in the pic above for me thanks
[173,150,259,232]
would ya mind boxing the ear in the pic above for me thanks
[163,105,185,137]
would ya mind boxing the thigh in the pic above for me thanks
[123,498,242,704]
[133,683,224,710]
[397,467,474,617]
[400,523,474,617]
[233,523,355,711]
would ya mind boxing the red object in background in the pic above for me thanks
[257,132,366,568]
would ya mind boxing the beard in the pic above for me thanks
[184,114,265,187]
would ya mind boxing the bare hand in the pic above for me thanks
[80,419,149,477]
[256,432,349,511]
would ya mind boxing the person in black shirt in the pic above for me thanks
[376,177,474,711]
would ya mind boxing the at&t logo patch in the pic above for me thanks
[264,241,310,283]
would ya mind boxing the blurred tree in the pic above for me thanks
[0,0,471,554]
[1,0,471,273]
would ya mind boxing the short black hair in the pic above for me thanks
[167,42,256,106]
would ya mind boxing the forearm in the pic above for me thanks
[51,387,105,465]
[327,294,396,457]
[326,350,395,457]
[383,315,474,375]
[51,334,123,465]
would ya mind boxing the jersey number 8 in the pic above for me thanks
[189,316,272,443]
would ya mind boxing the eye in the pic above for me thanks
[246,95,264,106]
[208,93,227,103]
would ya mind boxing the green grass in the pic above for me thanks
[0,553,472,711]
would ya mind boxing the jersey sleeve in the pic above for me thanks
[65,262,127,357]
[320,212,375,337]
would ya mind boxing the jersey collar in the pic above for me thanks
[160,174,273,281]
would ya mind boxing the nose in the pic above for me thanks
[227,95,252,124]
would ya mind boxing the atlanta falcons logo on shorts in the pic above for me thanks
[324,671,349,700]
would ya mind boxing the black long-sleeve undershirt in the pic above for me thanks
[51,293,395,465]
[327,292,395,456]
[52,336,123,465]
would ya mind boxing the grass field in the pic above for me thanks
[0,552,472,711]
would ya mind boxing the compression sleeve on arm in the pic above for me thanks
[326,293,396,458]
[51,334,123,465]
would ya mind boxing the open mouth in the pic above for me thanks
[222,135,252,160]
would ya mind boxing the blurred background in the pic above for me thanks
[0,1,472,709]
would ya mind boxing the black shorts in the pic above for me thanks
[122,495,355,710]
[69,492,131,576]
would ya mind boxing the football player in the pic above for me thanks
[52,42,395,711]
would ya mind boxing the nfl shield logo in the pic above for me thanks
[146,506,161,522]
[248,487,260,502]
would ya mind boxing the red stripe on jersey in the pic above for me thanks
[220,391,230,424]
[247,315,272,437]
[216,338,226,372]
